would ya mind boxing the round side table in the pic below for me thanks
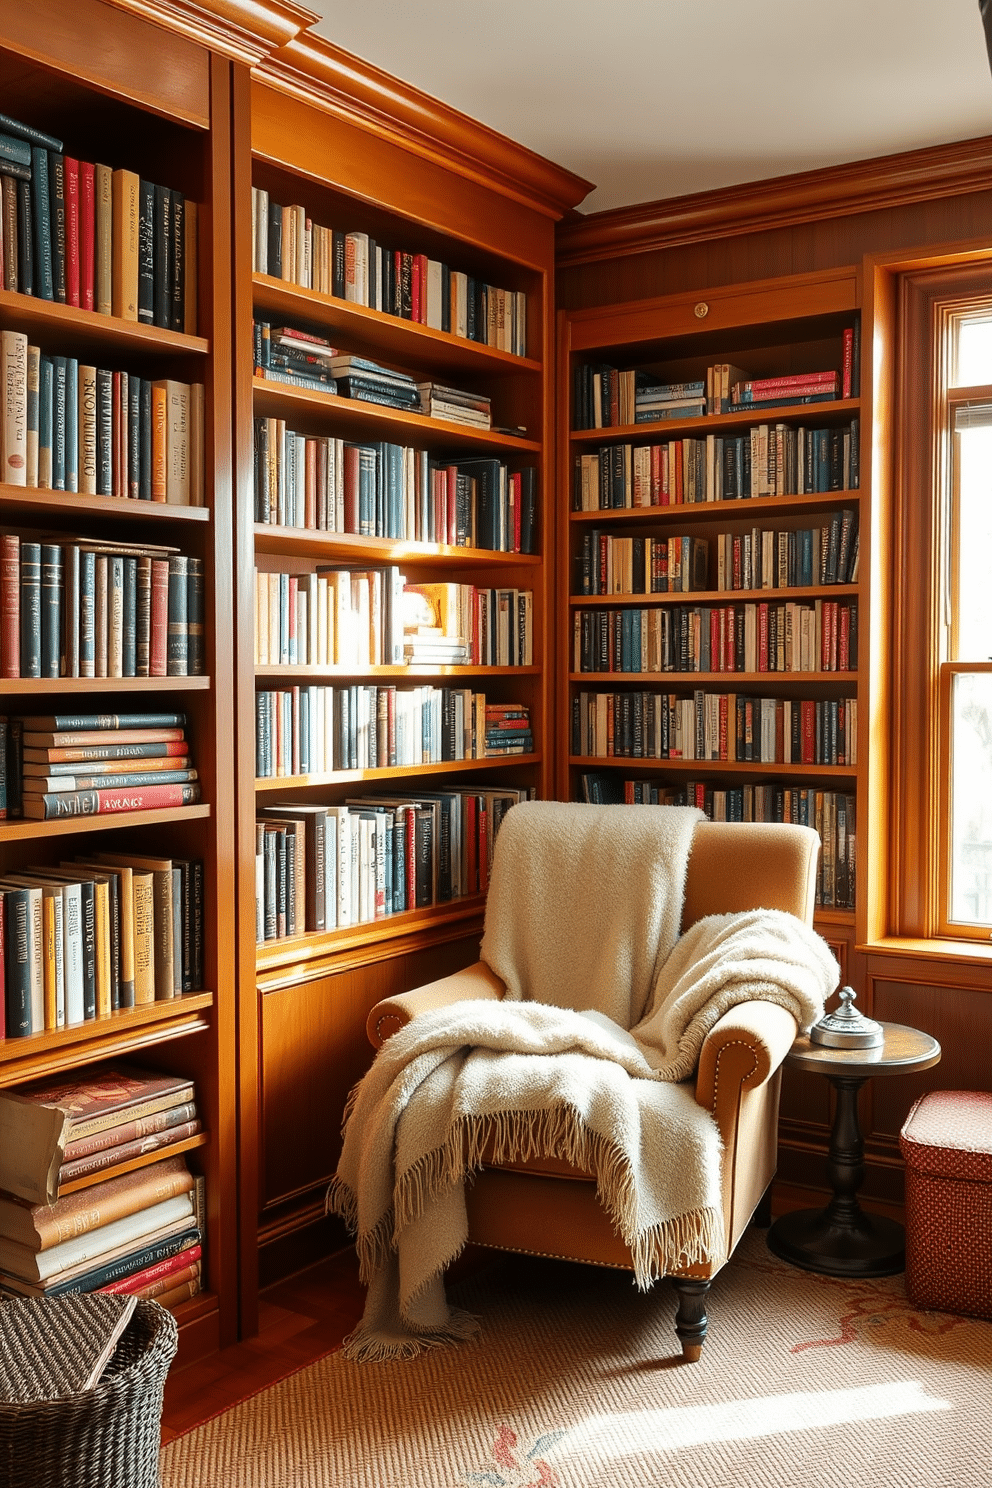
[766,1021,941,1277]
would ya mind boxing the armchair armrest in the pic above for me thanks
[366,961,506,1048]
[694,1001,798,1140]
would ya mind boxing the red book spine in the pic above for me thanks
[34,782,200,818]
[719,694,728,760]
[342,443,360,534]
[99,1243,202,1295]
[758,604,769,672]
[710,608,720,674]
[405,806,416,907]
[410,255,421,323]
[1,532,20,679]
[79,162,95,311]
[479,805,489,891]
[150,559,169,676]
[416,254,429,322]
[841,328,853,400]
[64,157,80,307]
[464,793,478,895]
[737,371,839,394]
[650,443,662,506]
[802,700,815,764]
[511,471,521,552]
[839,603,851,670]
[674,443,683,504]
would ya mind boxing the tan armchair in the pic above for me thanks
[365,819,819,1360]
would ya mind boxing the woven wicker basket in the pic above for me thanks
[0,1296,179,1488]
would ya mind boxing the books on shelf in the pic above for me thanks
[0,846,203,1036]
[415,382,492,430]
[0,533,205,680]
[2,711,201,819]
[256,784,532,940]
[578,774,855,911]
[569,599,857,676]
[251,187,527,357]
[572,420,859,510]
[0,1064,198,1205]
[253,422,537,553]
[0,330,205,501]
[0,114,196,330]
[252,565,533,669]
[257,684,500,775]
[484,701,532,756]
[571,689,857,766]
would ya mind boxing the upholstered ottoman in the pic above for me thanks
[899,1089,992,1319]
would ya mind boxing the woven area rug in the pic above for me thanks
[160,1231,992,1487]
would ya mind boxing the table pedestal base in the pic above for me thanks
[767,1205,905,1278]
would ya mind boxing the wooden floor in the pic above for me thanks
[161,1247,365,1442]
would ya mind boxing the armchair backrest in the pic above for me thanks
[681,821,819,931]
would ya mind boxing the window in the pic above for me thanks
[944,316,992,932]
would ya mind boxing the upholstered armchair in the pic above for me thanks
[364,818,820,1361]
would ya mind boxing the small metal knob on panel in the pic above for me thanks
[693,302,709,318]
[810,986,884,1049]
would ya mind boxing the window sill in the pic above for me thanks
[858,935,992,969]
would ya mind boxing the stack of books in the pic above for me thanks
[416,382,491,429]
[252,321,339,393]
[0,1066,203,1308]
[3,711,200,821]
[729,371,839,410]
[0,535,204,681]
[484,703,533,755]
[0,111,196,330]
[330,355,420,412]
[634,378,707,423]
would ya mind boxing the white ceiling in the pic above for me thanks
[307,0,992,214]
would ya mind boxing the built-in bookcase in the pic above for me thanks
[557,268,865,938]
[234,52,586,1326]
[0,3,237,1361]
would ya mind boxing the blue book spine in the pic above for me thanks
[0,131,31,170]
[0,112,62,152]
[122,556,137,676]
[64,357,78,493]
[139,378,152,499]
[30,146,53,300]
[52,354,67,489]
[79,549,96,677]
[38,357,53,487]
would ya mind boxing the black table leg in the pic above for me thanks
[767,1073,906,1277]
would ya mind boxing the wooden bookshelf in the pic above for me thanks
[557,267,865,936]
[0,0,238,1363]
[232,35,589,1326]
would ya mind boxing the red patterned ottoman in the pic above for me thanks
[899,1089,992,1318]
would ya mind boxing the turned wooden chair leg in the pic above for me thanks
[673,1278,711,1362]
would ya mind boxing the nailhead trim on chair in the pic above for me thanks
[708,1040,759,1113]
[373,1013,405,1043]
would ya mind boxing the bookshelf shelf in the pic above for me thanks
[0,485,212,524]
[252,274,542,378]
[252,376,542,454]
[569,490,861,526]
[254,754,540,793]
[570,671,857,687]
[569,756,858,779]
[1,676,211,694]
[0,288,210,359]
[0,805,211,843]
[0,992,214,1086]
[570,397,861,444]
[256,894,487,974]
[569,587,859,606]
[253,524,542,566]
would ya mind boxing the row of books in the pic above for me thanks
[0,1063,203,1305]
[254,570,534,670]
[255,685,533,775]
[253,321,494,432]
[578,776,856,910]
[573,339,857,430]
[571,420,860,509]
[250,188,527,357]
[256,785,533,940]
[0,846,203,1039]
[571,691,857,766]
[0,111,196,330]
[254,419,537,553]
[570,600,857,676]
[0,711,200,821]
[0,332,204,503]
[576,513,858,599]
[0,534,204,680]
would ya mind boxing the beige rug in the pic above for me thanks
[161,1231,992,1487]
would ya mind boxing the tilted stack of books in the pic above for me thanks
[3,710,200,820]
[484,703,533,756]
[252,321,339,393]
[634,377,707,424]
[0,1065,203,1308]
[330,355,420,412]
[415,381,491,430]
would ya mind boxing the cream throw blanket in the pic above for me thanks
[328,805,838,1362]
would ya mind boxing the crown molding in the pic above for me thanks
[557,136,992,267]
[254,32,593,221]
[103,0,315,67]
